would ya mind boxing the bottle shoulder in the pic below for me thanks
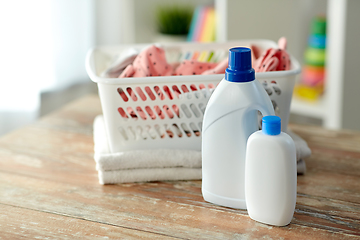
[203,79,274,131]
[248,132,296,149]
[249,131,292,140]
[208,78,264,105]
[246,132,297,166]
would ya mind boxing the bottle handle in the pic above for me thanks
[258,104,275,117]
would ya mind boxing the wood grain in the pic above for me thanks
[0,94,359,239]
[0,204,174,239]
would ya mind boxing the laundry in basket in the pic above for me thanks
[86,40,301,154]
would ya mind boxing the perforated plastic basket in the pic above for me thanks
[86,40,301,153]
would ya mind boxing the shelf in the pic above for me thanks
[290,97,326,119]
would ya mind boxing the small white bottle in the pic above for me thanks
[245,116,296,226]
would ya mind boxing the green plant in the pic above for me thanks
[155,5,193,35]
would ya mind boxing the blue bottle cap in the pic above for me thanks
[225,47,255,82]
[262,116,281,135]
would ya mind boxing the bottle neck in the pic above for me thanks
[225,68,255,83]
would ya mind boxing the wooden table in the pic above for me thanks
[0,95,359,239]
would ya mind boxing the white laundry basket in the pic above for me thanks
[86,40,301,153]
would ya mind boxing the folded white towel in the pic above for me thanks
[98,168,201,185]
[93,115,311,184]
[287,129,311,175]
[94,115,202,184]
[95,149,201,172]
[287,129,312,164]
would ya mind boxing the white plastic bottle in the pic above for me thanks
[245,115,297,226]
[202,47,275,209]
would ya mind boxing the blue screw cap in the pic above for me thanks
[262,116,281,135]
[225,47,255,82]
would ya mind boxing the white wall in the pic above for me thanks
[219,0,327,64]
[341,0,360,130]
[0,0,96,136]
[50,0,96,91]
[95,0,135,45]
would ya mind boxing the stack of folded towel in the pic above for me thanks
[93,115,311,184]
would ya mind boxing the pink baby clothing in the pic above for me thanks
[174,60,218,76]
[119,45,174,78]
[118,45,228,78]
[201,58,228,75]
[117,41,290,78]
[255,37,291,72]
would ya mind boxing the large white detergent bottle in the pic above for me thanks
[202,47,275,209]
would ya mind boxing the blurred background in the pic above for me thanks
[0,0,359,136]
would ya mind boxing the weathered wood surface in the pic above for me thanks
[0,94,359,239]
